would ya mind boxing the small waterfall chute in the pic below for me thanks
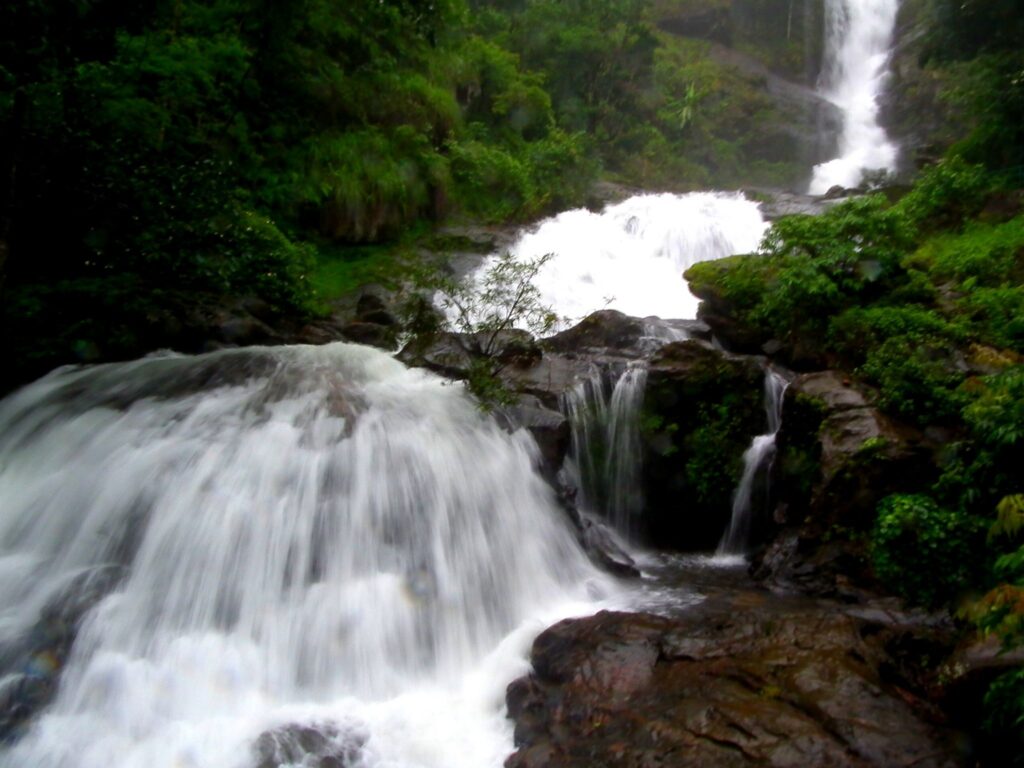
[718,369,789,556]
[561,365,648,539]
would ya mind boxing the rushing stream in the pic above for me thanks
[0,345,618,768]
[464,192,767,325]
[810,0,900,193]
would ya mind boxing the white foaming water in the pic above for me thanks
[464,192,767,326]
[718,369,789,555]
[809,0,900,194]
[561,366,648,538]
[0,344,617,768]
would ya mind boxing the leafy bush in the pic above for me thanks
[959,287,1024,352]
[896,157,990,229]
[828,306,960,366]
[872,493,987,607]
[982,668,1024,765]
[964,367,1024,449]
[860,337,966,424]
[910,217,1024,287]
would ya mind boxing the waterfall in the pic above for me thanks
[561,366,648,538]
[0,344,614,768]
[717,369,789,555]
[809,0,900,194]
[460,192,767,326]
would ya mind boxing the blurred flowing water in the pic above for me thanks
[460,192,767,326]
[0,344,618,768]
[809,0,900,193]
[718,369,789,555]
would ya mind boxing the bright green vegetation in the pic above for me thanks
[684,4,1024,731]
[0,0,601,386]
[0,0,833,388]
[687,158,1024,759]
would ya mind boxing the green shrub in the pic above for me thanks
[447,138,535,221]
[860,337,965,424]
[872,493,987,607]
[964,366,1024,448]
[828,306,961,365]
[959,287,1024,351]
[909,217,1024,287]
[896,157,990,229]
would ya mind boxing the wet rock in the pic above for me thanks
[253,722,367,768]
[499,353,593,411]
[750,190,844,220]
[545,310,703,361]
[0,565,126,742]
[339,321,397,350]
[557,497,640,578]
[640,340,765,551]
[398,332,474,379]
[545,311,649,357]
[755,372,937,595]
[505,601,966,768]
[495,394,571,482]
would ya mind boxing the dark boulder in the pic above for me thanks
[495,394,571,483]
[506,600,966,768]
[640,340,765,551]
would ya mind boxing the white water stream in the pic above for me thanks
[809,0,900,193]
[561,366,648,538]
[718,369,789,555]
[463,192,767,326]
[0,344,618,768]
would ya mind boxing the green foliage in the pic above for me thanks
[964,367,1024,449]
[860,337,965,423]
[829,306,959,365]
[983,668,1024,758]
[923,0,1024,169]
[681,399,751,510]
[895,157,990,228]
[872,494,987,607]
[431,251,556,407]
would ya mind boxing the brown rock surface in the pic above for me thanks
[506,592,966,768]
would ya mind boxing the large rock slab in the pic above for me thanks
[506,599,966,768]
[755,371,938,595]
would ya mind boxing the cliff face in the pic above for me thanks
[651,0,840,189]
[881,0,972,169]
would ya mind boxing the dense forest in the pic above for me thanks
[1,0,1024,761]
[0,0,935,386]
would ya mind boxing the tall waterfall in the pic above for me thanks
[561,366,648,538]
[718,369,789,555]
[0,344,613,768]
[809,0,900,194]
[463,192,767,326]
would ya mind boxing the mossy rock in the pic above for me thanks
[640,340,766,550]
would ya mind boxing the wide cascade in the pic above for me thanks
[809,0,900,194]
[0,344,611,768]
[467,192,767,325]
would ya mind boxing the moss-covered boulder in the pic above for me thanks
[755,371,940,595]
[640,340,765,550]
